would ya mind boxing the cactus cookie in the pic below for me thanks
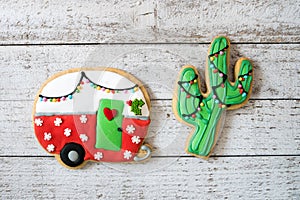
[173,36,253,158]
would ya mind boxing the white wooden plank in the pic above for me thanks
[0,0,299,44]
[1,0,299,198]
[1,99,298,156]
[1,156,299,199]
[1,44,299,100]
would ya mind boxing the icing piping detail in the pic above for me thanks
[44,132,52,141]
[126,125,136,134]
[47,144,55,152]
[131,136,141,144]
[79,115,88,124]
[34,118,43,126]
[94,152,103,161]
[123,150,132,159]
[54,117,62,126]
[64,128,72,137]
[130,99,145,115]
[79,134,88,142]
[39,71,139,102]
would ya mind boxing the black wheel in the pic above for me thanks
[60,143,85,168]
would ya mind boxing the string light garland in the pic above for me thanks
[39,71,139,103]
[178,45,252,119]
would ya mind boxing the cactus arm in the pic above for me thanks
[225,59,253,107]
[176,67,204,121]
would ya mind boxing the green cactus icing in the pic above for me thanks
[174,36,253,157]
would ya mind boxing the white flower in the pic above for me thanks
[80,134,88,142]
[80,115,88,124]
[64,128,71,137]
[47,144,55,152]
[34,118,43,126]
[123,150,132,160]
[126,125,135,134]
[94,152,103,161]
[131,136,141,144]
[54,118,62,126]
[44,132,52,141]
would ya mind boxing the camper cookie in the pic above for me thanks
[33,68,152,169]
[173,36,253,159]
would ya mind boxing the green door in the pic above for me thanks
[95,99,124,151]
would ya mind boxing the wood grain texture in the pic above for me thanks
[1,157,299,199]
[1,0,299,199]
[0,0,299,44]
[1,99,299,156]
[1,44,299,100]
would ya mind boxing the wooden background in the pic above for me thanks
[1,0,299,199]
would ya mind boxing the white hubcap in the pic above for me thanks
[68,150,79,162]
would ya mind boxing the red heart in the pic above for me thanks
[103,108,118,121]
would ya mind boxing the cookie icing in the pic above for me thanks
[173,36,253,158]
[35,70,149,118]
[33,68,152,168]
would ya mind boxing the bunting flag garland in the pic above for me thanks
[39,71,139,103]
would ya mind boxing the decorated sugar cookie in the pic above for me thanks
[173,36,253,158]
[33,68,151,169]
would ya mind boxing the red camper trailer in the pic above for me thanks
[33,68,151,168]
